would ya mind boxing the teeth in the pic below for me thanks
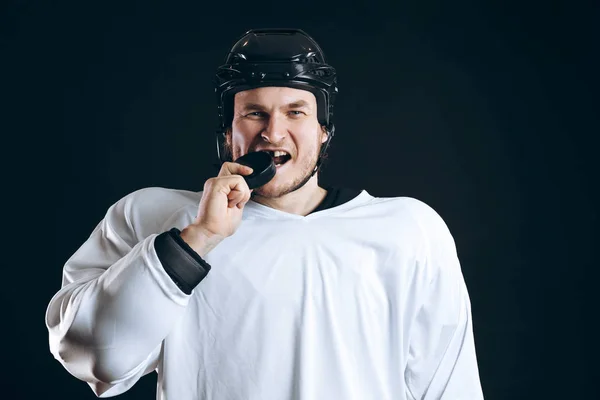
[273,150,288,157]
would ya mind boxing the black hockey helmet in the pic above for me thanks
[214,28,338,174]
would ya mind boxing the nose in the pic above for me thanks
[261,113,287,144]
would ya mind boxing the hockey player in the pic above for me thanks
[46,29,484,399]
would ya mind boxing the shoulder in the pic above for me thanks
[367,194,448,227]
[369,194,457,255]
[368,195,463,290]
[105,187,202,241]
[396,197,452,237]
[113,186,200,212]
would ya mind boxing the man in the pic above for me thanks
[46,29,484,399]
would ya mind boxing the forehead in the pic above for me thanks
[234,86,316,107]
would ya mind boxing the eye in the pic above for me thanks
[288,110,305,116]
[246,111,266,118]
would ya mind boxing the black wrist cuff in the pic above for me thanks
[154,228,212,294]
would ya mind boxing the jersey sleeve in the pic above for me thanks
[44,188,193,397]
[402,199,485,399]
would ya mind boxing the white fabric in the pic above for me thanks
[45,187,484,399]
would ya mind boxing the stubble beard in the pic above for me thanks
[226,137,323,199]
[253,150,319,198]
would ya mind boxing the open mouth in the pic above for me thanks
[265,150,292,167]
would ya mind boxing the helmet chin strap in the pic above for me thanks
[310,124,334,178]
[288,131,330,193]
[310,158,322,178]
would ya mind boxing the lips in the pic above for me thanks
[255,149,292,166]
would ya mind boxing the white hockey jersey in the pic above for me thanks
[45,187,484,399]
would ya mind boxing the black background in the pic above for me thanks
[2,0,598,399]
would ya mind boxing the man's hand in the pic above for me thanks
[179,162,254,257]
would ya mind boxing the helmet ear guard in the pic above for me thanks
[214,29,338,170]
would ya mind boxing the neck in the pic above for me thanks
[251,177,328,216]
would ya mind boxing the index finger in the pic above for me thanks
[219,161,254,177]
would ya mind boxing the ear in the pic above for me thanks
[321,126,329,143]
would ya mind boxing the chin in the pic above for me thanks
[253,177,291,198]
[253,162,305,198]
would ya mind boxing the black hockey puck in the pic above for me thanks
[234,151,276,189]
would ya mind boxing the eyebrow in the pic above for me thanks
[240,100,311,112]
[285,100,311,109]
